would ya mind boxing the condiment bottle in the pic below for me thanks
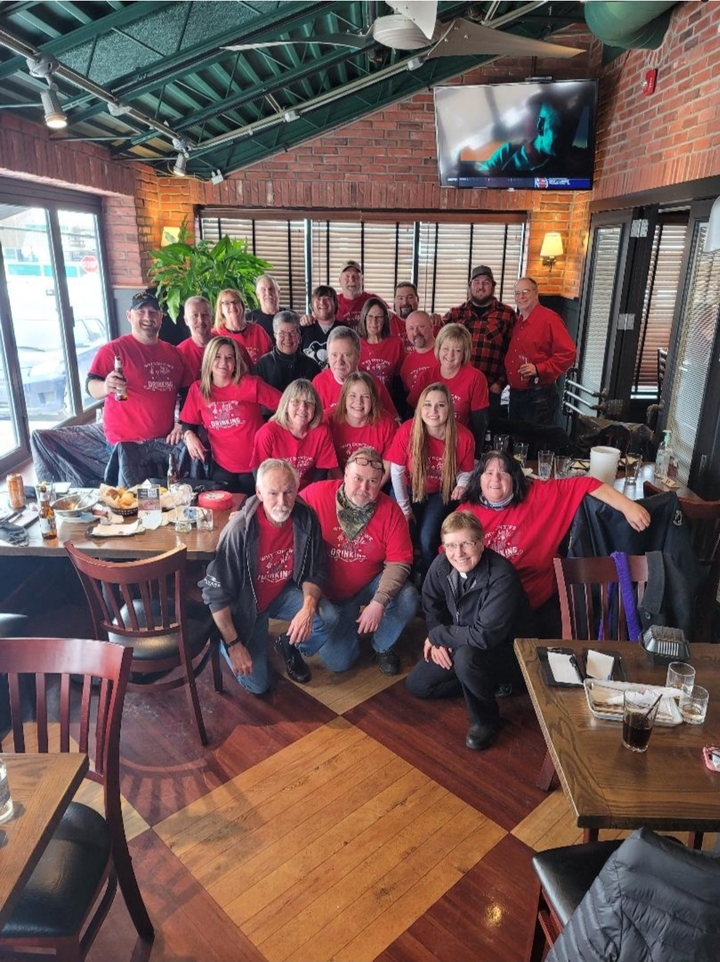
[114,355,128,400]
[36,482,57,540]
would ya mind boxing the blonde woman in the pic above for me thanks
[251,379,338,489]
[180,336,281,493]
[408,323,489,455]
[329,371,395,484]
[214,287,272,364]
[387,383,475,576]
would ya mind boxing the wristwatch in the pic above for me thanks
[224,637,243,651]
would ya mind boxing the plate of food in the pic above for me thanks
[584,679,682,726]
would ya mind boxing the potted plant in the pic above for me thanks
[148,220,272,322]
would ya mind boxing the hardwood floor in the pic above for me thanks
[9,592,698,962]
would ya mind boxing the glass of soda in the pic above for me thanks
[622,689,661,752]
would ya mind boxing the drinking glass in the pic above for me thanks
[492,434,510,453]
[625,444,643,486]
[538,450,554,481]
[196,507,214,532]
[555,455,571,479]
[622,690,661,752]
[680,685,709,724]
[170,483,193,534]
[513,441,528,467]
[666,661,695,697]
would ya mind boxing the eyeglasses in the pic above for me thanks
[276,331,300,340]
[514,289,534,296]
[443,540,481,552]
[221,299,242,307]
[347,456,384,470]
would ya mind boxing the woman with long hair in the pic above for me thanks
[251,379,338,489]
[387,383,475,577]
[357,296,404,390]
[329,371,395,485]
[180,336,281,493]
[214,287,272,365]
[408,323,489,456]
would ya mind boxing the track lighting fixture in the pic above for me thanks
[171,137,190,176]
[26,54,67,129]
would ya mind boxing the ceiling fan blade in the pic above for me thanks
[427,19,586,60]
[387,0,438,41]
[223,32,370,53]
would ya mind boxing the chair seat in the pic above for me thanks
[532,839,622,926]
[109,604,213,662]
[2,802,112,939]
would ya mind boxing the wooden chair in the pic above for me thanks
[0,636,154,960]
[595,422,631,459]
[554,555,649,641]
[65,543,222,747]
[535,555,650,794]
[644,481,720,642]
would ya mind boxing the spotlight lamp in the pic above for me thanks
[171,138,190,177]
[26,54,67,129]
[540,232,564,271]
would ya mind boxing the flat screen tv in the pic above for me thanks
[434,80,598,190]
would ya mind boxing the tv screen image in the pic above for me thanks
[434,80,598,191]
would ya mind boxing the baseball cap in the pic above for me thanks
[340,260,363,274]
[470,265,495,283]
[130,290,161,311]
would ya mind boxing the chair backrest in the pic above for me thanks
[0,637,131,793]
[553,555,649,640]
[596,423,631,458]
[64,542,189,648]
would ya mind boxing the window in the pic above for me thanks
[0,185,112,470]
[200,212,525,314]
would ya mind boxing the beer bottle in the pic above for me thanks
[167,453,178,490]
[37,482,57,540]
[114,356,128,400]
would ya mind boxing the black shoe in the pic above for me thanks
[275,634,311,684]
[376,647,401,675]
[494,683,513,699]
[465,723,499,751]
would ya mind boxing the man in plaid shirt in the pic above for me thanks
[441,266,516,416]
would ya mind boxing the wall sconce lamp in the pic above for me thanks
[540,232,564,271]
[704,196,720,253]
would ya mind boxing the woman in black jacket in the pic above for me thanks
[406,510,531,752]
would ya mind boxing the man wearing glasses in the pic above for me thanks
[406,510,530,751]
[254,311,321,392]
[505,276,576,426]
[302,447,418,675]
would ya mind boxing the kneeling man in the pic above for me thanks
[203,458,353,693]
[302,446,418,675]
[406,511,530,751]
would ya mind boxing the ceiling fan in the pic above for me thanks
[223,1,585,61]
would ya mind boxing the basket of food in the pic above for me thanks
[99,484,139,517]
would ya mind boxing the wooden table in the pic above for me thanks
[611,461,700,502]
[514,639,720,845]
[0,753,88,927]
[0,495,244,561]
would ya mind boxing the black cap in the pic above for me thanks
[130,291,161,311]
[470,265,495,283]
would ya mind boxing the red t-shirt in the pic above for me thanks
[251,420,338,489]
[399,349,438,394]
[336,291,379,328]
[179,376,281,473]
[179,337,252,379]
[359,337,405,388]
[89,335,192,444]
[214,323,273,365]
[386,420,475,494]
[302,480,413,601]
[408,363,489,426]
[312,368,398,421]
[458,476,602,608]
[255,507,294,613]
[329,415,397,467]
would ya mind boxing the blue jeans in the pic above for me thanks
[221,584,355,695]
[412,493,456,578]
[508,384,558,427]
[326,574,419,654]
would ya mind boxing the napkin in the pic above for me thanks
[585,649,615,681]
[548,651,583,684]
[89,520,142,538]
[0,521,29,546]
